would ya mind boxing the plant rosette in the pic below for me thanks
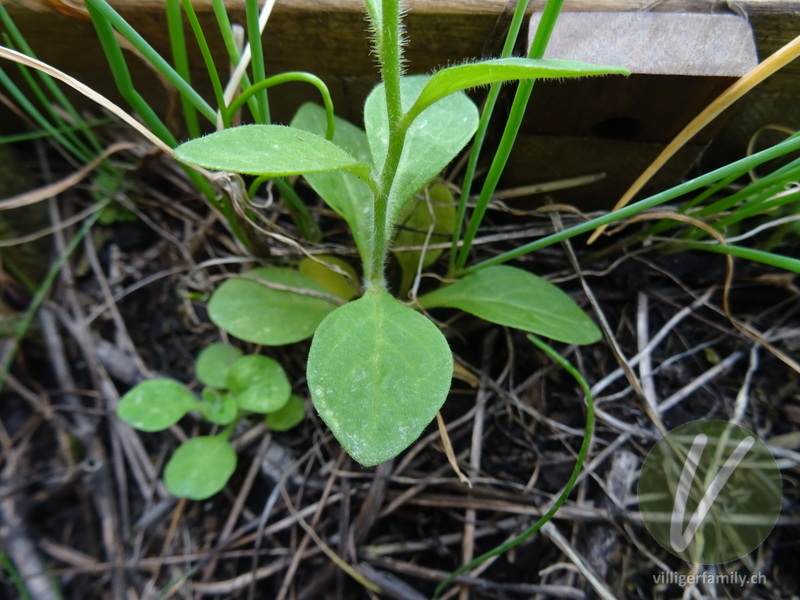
[172,0,624,468]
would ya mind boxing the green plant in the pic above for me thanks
[4,0,797,478]
[78,0,334,247]
[0,4,135,228]
[173,0,626,467]
[3,0,799,593]
[117,343,305,500]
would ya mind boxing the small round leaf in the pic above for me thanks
[227,355,291,414]
[196,343,243,388]
[118,379,200,432]
[266,394,307,432]
[199,389,239,425]
[164,436,237,500]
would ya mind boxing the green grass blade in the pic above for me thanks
[180,0,227,127]
[0,119,112,146]
[1,42,95,160]
[464,131,800,273]
[0,5,103,156]
[0,552,33,600]
[83,0,216,123]
[83,1,179,146]
[165,0,201,138]
[673,241,800,273]
[635,171,743,242]
[679,171,741,214]
[644,155,800,242]
[694,137,800,219]
[713,180,800,230]
[0,66,88,159]
[670,158,800,242]
[454,0,566,272]
[211,0,262,123]
[245,0,270,123]
[449,0,531,275]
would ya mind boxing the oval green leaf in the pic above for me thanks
[307,289,453,466]
[118,379,200,432]
[365,75,478,238]
[418,265,602,345]
[196,343,243,388]
[266,394,307,432]
[199,389,238,425]
[227,354,291,414]
[208,267,340,345]
[291,103,374,264]
[405,57,630,125]
[298,255,361,301]
[175,124,371,181]
[164,435,237,500]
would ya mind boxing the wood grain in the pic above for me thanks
[1,0,798,206]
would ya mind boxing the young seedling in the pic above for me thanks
[117,343,305,500]
[174,0,627,467]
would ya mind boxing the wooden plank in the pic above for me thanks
[532,12,757,77]
[1,0,797,205]
[3,2,796,103]
[11,1,798,75]
[525,11,757,140]
[504,10,761,207]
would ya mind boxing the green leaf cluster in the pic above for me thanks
[117,344,305,499]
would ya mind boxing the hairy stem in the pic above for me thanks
[367,0,406,290]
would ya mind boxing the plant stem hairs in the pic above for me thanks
[363,0,409,78]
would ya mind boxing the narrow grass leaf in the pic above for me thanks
[208,267,339,345]
[307,289,453,466]
[418,265,601,345]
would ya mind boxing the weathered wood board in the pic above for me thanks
[507,11,759,206]
[0,0,798,205]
